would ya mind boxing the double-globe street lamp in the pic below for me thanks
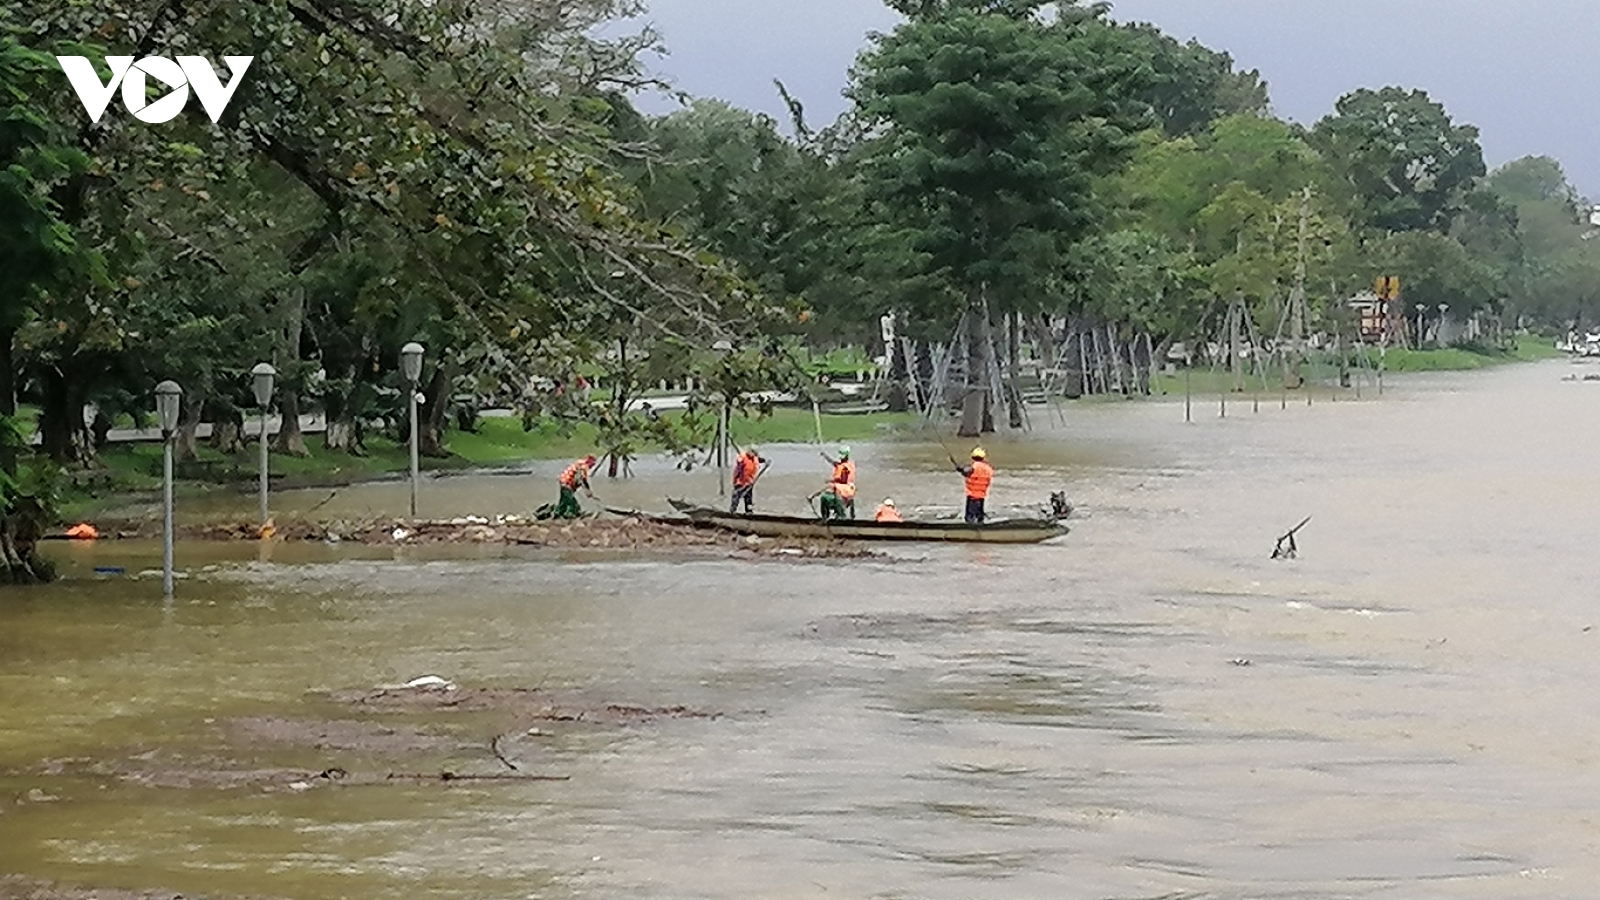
[154,380,182,599]
[251,363,276,530]
[401,342,425,518]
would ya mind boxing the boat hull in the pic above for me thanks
[665,501,1068,544]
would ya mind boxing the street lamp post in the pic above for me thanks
[712,340,733,498]
[401,342,425,518]
[154,380,182,599]
[251,363,276,529]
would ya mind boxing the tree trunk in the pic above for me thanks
[324,418,363,453]
[321,371,366,454]
[273,288,311,457]
[38,369,93,468]
[0,493,52,584]
[886,329,911,414]
[913,341,934,413]
[1065,322,1085,399]
[958,301,987,438]
[1005,312,1024,429]
[174,391,204,462]
[0,324,15,480]
[209,402,245,455]
[275,390,311,456]
[979,311,996,434]
[419,362,452,458]
[1229,297,1246,392]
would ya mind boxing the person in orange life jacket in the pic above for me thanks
[554,454,597,519]
[955,447,994,524]
[730,446,765,514]
[819,445,857,519]
[874,498,903,522]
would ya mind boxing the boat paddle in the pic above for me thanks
[748,460,772,488]
[936,435,965,472]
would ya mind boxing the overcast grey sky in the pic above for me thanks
[633,0,1600,195]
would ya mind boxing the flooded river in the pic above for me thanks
[6,360,1600,898]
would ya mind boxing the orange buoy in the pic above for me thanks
[64,523,99,541]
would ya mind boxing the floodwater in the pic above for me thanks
[7,360,1600,898]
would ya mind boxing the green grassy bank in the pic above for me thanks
[60,407,920,514]
[1149,334,1561,396]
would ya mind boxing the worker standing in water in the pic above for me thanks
[874,498,903,522]
[954,447,993,524]
[730,446,764,514]
[553,454,598,519]
[819,445,857,519]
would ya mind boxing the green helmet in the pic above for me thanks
[838,445,851,459]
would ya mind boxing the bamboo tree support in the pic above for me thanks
[1211,322,1227,419]
[1108,324,1127,395]
[1087,328,1100,395]
[1099,325,1109,395]
[1184,363,1192,423]
[1142,333,1157,396]
[1228,292,1247,394]
[1081,329,1094,395]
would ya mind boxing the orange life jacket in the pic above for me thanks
[734,453,760,487]
[832,459,856,485]
[830,480,857,501]
[560,460,591,489]
[874,505,903,523]
[965,460,994,500]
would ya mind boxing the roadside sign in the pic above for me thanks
[1374,276,1401,301]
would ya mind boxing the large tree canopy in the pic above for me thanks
[1312,87,1486,234]
[849,5,1150,309]
[18,0,785,466]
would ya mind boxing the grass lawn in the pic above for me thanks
[63,407,918,511]
[1150,334,1562,395]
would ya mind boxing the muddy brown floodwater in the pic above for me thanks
[8,360,1600,899]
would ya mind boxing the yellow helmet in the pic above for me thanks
[970,447,987,460]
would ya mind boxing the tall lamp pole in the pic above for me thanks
[401,342,425,518]
[712,340,733,498]
[251,363,276,529]
[154,380,182,599]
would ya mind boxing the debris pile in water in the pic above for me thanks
[103,514,881,560]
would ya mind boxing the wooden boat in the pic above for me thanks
[662,499,1068,545]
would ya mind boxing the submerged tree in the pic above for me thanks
[850,2,1150,434]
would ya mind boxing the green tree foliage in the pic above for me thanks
[1115,22,1269,137]
[849,3,1151,431]
[849,5,1149,313]
[1312,87,1487,234]
[1485,156,1600,328]
[0,28,92,581]
[18,0,781,470]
